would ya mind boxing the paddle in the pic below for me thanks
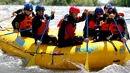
[13,22,29,46]
[85,13,89,71]
[113,19,130,53]
[15,28,32,46]
[27,15,52,66]
[86,15,89,52]
[0,28,32,36]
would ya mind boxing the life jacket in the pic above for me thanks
[88,21,96,29]
[64,23,76,39]
[57,19,76,39]
[57,18,63,27]
[37,20,48,36]
[109,22,124,34]
[88,11,98,29]
[100,23,109,31]
[20,15,33,29]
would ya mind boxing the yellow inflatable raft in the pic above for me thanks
[0,29,130,70]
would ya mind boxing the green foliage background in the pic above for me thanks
[109,0,130,7]
[0,0,101,6]
[0,0,130,7]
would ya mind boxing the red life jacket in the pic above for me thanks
[64,24,76,39]
[101,23,109,31]
[88,21,96,29]
[37,20,48,36]
[109,22,124,34]
[57,18,63,33]
[57,18,63,27]
[20,15,33,29]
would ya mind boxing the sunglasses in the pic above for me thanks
[37,10,44,13]
[109,12,116,14]
[104,7,108,9]
[97,13,103,15]
[26,10,32,12]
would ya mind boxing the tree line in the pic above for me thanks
[0,0,130,7]
[0,0,101,6]
[109,0,130,7]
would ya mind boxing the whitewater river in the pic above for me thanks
[0,5,130,73]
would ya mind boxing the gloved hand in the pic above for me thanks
[109,13,115,19]
[36,40,42,46]
[84,38,89,43]
[121,37,127,43]
[51,10,55,15]
[13,13,17,16]
[83,9,88,14]
[100,20,104,26]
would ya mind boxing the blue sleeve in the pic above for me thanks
[44,14,54,20]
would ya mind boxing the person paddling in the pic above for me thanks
[58,6,88,47]
[107,7,129,42]
[96,4,127,42]
[95,4,112,41]
[12,3,34,37]
[32,4,57,46]
[83,7,104,41]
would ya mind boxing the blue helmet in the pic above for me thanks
[104,3,112,9]
[35,4,45,12]
[24,3,33,11]
[95,7,103,14]
[108,7,117,14]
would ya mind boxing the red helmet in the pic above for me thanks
[69,6,80,14]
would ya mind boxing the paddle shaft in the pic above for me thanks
[0,28,32,36]
[113,19,130,53]
[86,15,88,52]
[35,16,52,54]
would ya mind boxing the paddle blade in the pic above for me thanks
[85,53,89,71]
[15,37,25,46]
[27,56,36,66]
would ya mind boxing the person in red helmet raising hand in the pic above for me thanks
[58,6,88,47]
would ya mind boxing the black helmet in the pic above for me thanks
[35,4,45,12]
[108,7,117,14]
[104,3,112,9]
